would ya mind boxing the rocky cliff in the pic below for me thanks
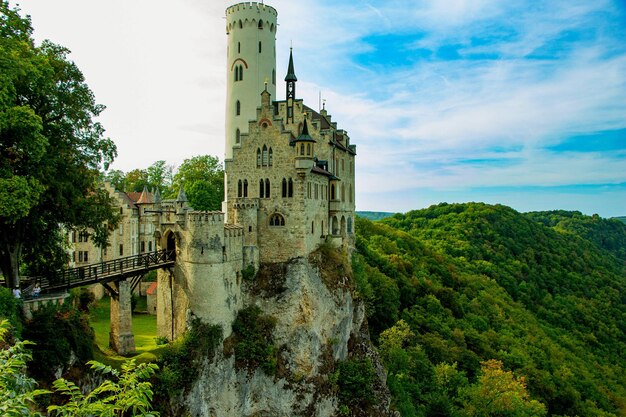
[183,247,394,417]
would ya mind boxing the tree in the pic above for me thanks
[172,155,224,211]
[0,2,118,288]
[461,360,546,417]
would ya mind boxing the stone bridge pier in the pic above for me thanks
[109,280,135,355]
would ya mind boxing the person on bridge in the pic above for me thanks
[32,283,41,298]
[12,287,21,299]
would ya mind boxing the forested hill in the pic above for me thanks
[353,203,626,417]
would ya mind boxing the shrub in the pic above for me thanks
[22,303,94,381]
[0,286,21,336]
[231,306,277,374]
[154,318,221,398]
[337,357,376,406]
[241,264,256,281]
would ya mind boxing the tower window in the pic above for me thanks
[259,179,264,198]
[262,145,268,166]
[236,128,241,144]
[256,148,261,167]
[269,148,273,166]
[307,143,311,156]
[265,179,270,198]
[269,213,285,227]
[282,178,287,198]
[238,42,241,54]
[300,144,305,156]
[259,41,262,53]
[238,180,242,197]
[243,179,248,197]
[239,20,242,29]
[288,178,293,198]
[258,20,263,29]
[236,100,241,116]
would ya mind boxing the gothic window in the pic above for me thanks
[349,184,353,203]
[243,179,248,197]
[307,143,311,156]
[331,184,336,200]
[262,145,268,166]
[238,180,242,197]
[238,42,241,54]
[236,100,241,116]
[265,179,270,198]
[300,143,305,156]
[269,148,273,166]
[282,178,287,198]
[288,178,294,197]
[258,20,263,29]
[269,213,285,226]
[341,184,345,202]
[257,148,261,167]
[259,179,264,198]
[236,128,241,144]
[347,217,353,234]
[238,20,242,29]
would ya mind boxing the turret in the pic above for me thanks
[294,118,316,171]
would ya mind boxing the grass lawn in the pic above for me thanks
[90,296,167,367]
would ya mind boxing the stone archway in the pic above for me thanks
[165,231,176,260]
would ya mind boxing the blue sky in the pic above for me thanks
[19,0,626,217]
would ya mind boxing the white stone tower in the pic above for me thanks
[225,2,277,160]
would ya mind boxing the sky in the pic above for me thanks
[17,0,626,217]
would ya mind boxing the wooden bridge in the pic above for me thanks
[27,249,175,298]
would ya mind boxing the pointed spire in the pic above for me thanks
[153,187,162,204]
[176,187,188,203]
[285,47,297,82]
[137,185,152,204]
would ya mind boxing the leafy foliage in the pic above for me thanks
[230,305,277,374]
[336,357,376,406]
[355,203,626,416]
[48,359,159,417]
[0,286,21,335]
[154,318,222,398]
[22,302,94,381]
[0,2,118,287]
[171,155,224,211]
[0,320,47,417]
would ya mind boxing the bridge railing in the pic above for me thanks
[32,249,175,293]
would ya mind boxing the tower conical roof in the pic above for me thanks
[285,48,297,82]
[137,185,152,204]
[296,119,316,143]
[176,187,187,203]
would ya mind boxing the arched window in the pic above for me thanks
[243,179,248,197]
[236,100,241,116]
[238,42,241,54]
[282,178,287,197]
[331,184,336,200]
[306,143,311,156]
[239,20,242,29]
[349,184,353,203]
[269,213,285,227]
[259,179,264,198]
[300,143,305,156]
[265,179,270,198]
[257,148,261,167]
[258,19,263,29]
[347,217,353,234]
[236,128,241,144]
[238,180,242,198]
[288,178,293,197]
[262,145,268,166]
[268,148,273,166]
[341,184,345,202]
[258,41,262,53]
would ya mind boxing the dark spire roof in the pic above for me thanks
[296,119,316,143]
[285,48,297,82]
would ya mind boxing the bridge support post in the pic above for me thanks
[109,280,135,355]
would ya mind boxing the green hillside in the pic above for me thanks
[357,211,396,221]
[354,203,626,417]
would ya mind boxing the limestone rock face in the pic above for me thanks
[184,257,393,417]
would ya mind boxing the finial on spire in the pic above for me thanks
[285,47,297,82]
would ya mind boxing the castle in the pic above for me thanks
[70,2,356,353]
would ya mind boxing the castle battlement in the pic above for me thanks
[187,211,224,225]
[226,2,277,18]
